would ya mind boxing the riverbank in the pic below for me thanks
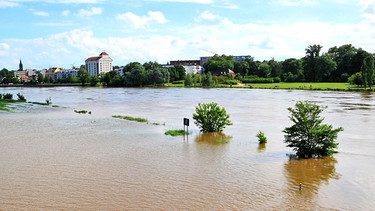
[245,82,373,91]
[1,82,374,92]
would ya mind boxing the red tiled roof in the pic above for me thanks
[85,56,101,62]
[85,52,109,62]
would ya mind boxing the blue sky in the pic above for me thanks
[0,0,374,70]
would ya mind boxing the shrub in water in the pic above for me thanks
[17,93,26,102]
[193,102,233,133]
[256,131,268,144]
[3,93,13,100]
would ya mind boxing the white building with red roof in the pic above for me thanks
[85,51,113,76]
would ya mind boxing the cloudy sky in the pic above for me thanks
[0,0,374,70]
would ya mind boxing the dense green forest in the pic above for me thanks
[1,44,374,88]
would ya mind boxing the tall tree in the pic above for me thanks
[143,61,162,71]
[37,73,44,84]
[125,63,147,86]
[78,67,89,86]
[123,62,142,74]
[258,62,271,78]
[282,58,304,82]
[361,55,375,88]
[203,54,235,74]
[201,72,213,87]
[327,44,357,81]
[314,55,337,82]
[352,48,371,76]
[303,44,323,82]
[147,67,170,85]
[268,58,283,78]
[234,61,249,76]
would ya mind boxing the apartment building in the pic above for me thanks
[85,51,113,76]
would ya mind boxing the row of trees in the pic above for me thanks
[77,61,186,87]
[203,44,375,87]
[1,43,374,88]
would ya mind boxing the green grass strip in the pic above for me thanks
[112,115,148,123]
[164,129,190,136]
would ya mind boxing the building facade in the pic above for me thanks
[54,69,79,81]
[170,60,200,66]
[85,52,113,76]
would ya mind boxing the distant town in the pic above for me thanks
[0,51,252,84]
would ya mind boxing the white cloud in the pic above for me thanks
[0,1,19,8]
[117,11,168,30]
[0,43,10,58]
[2,9,375,70]
[5,0,102,4]
[359,0,375,23]
[149,0,212,4]
[196,11,219,22]
[274,0,319,7]
[61,10,70,16]
[74,7,103,17]
[195,11,232,25]
[34,11,49,16]
[214,0,238,9]
[36,22,73,26]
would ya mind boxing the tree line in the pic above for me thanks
[1,43,374,88]
[203,44,374,88]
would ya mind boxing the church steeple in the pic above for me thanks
[19,59,23,71]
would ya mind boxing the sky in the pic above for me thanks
[0,0,375,70]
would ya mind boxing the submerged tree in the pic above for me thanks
[283,101,343,158]
[193,102,232,133]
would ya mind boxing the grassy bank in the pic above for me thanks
[168,81,373,91]
[247,82,354,91]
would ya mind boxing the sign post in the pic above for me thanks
[183,118,189,134]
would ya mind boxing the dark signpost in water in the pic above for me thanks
[183,118,189,139]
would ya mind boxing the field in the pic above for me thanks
[168,81,373,91]
[245,82,357,91]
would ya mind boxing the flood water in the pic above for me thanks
[0,87,374,210]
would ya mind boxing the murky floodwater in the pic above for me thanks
[0,87,374,210]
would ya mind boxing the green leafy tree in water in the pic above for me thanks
[283,101,343,158]
[193,102,233,133]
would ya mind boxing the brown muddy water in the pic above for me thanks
[0,87,374,210]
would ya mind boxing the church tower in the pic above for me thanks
[19,59,23,71]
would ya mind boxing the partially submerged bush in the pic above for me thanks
[3,93,13,100]
[165,129,189,136]
[283,101,343,158]
[192,102,232,133]
[74,110,91,114]
[112,115,148,123]
[256,131,268,144]
[17,93,26,102]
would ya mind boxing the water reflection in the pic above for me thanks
[281,156,339,208]
[257,143,266,152]
[360,91,373,100]
[285,156,338,192]
[194,132,232,145]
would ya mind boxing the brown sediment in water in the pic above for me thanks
[0,87,374,210]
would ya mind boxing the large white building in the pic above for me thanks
[85,52,113,76]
